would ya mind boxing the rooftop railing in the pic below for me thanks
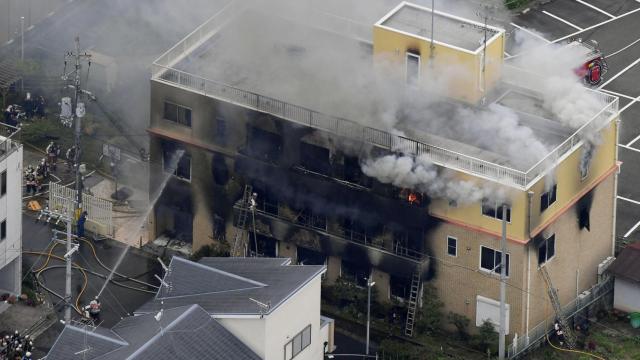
[151,3,619,189]
[0,124,22,162]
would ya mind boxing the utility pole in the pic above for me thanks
[366,277,375,355]
[498,205,507,360]
[429,0,435,63]
[61,37,93,323]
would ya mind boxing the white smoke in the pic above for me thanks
[361,154,507,204]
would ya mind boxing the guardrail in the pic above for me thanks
[0,124,21,162]
[507,277,613,358]
[151,5,619,189]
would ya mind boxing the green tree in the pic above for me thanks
[474,319,498,355]
[415,284,444,335]
[447,312,470,341]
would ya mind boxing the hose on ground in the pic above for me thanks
[546,334,606,360]
[79,238,159,289]
[39,265,156,294]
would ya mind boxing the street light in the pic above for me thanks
[366,277,375,355]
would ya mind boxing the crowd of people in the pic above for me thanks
[0,331,34,360]
[24,141,76,196]
[2,93,46,129]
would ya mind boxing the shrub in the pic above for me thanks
[447,312,470,340]
[190,242,230,261]
[415,284,444,335]
[472,319,498,354]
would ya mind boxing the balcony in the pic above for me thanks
[233,200,426,265]
[151,0,619,190]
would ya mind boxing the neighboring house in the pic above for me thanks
[45,304,261,360]
[135,257,332,360]
[608,242,640,313]
[148,0,619,345]
[0,130,23,301]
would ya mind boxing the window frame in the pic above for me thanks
[162,148,192,182]
[537,234,556,266]
[447,236,457,257]
[479,245,510,277]
[284,325,312,360]
[163,101,192,127]
[1,219,6,240]
[540,184,557,213]
[405,52,421,85]
[0,170,6,196]
[481,200,511,223]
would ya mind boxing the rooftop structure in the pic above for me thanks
[377,2,501,53]
[136,256,325,315]
[151,1,618,189]
[46,304,261,360]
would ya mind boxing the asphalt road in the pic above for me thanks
[507,0,640,247]
[22,219,159,327]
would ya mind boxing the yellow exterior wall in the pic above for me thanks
[372,25,504,104]
[528,119,618,237]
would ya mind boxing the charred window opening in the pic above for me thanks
[480,246,509,276]
[162,141,191,181]
[341,259,370,287]
[343,156,371,187]
[212,213,226,242]
[390,274,412,300]
[406,50,421,85]
[392,228,423,258]
[248,234,277,257]
[297,246,326,266]
[294,207,327,231]
[299,142,331,176]
[340,217,383,245]
[247,126,282,163]
[251,181,279,215]
[577,191,593,231]
[215,117,227,144]
[537,234,555,265]
[540,184,557,213]
[212,153,229,186]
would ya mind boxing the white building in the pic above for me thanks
[135,257,334,360]
[0,132,23,298]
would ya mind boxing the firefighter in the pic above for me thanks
[36,96,45,118]
[77,211,88,238]
[65,146,76,172]
[23,93,34,119]
[25,171,37,196]
[21,351,32,360]
[554,320,565,346]
[84,296,101,323]
[35,159,48,191]
[46,141,60,172]
[249,193,257,211]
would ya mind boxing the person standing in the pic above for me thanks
[77,211,88,238]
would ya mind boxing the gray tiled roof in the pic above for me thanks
[46,305,261,360]
[136,257,325,316]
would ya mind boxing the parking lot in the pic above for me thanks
[507,0,640,246]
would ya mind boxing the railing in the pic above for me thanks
[0,124,21,162]
[151,4,619,189]
[507,277,613,358]
[234,201,425,262]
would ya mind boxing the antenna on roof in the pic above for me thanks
[249,297,271,318]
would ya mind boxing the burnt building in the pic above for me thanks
[147,0,620,345]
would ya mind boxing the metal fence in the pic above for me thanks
[507,277,614,358]
[151,2,619,189]
[48,182,114,237]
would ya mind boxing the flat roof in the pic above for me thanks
[152,1,618,187]
[377,2,501,53]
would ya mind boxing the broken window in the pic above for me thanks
[247,126,283,163]
[577,191,593,231]
[480,246,510,276]
[343,156,371,187]
[341,259,370,287]
[299,142,331,176]
[248,234,277,257]
[482,200,511,222]
[162,142,191,181]
[215,117,227,144]
[390,275,412,300]
[297,246,326,266]
[211,154,229,186]
[540,184,557,213]
[250,181,279,215]
[537,234,555,265]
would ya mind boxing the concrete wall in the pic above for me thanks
[218,317,266,358]
[265,276,324,360]
[0,146,22,295]
[613,278,640,313]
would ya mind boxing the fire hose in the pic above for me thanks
[545,334,605,360]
